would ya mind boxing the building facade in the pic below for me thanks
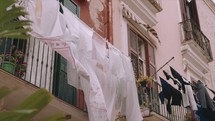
[0,0,215,121]
[112,0,215,120]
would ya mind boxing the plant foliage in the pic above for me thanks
[0,87,66,121]
[0,0,31,39]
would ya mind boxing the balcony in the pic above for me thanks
[141,0,163,13]
[0,37,88,121]
[179,19,213,62]
[138,81,187,121]
[0,38,188,121]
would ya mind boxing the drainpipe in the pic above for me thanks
[107,0,113,44]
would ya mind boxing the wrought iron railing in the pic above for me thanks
[179,19,213,62]
[139,81,187,121]
[0,37,87,111]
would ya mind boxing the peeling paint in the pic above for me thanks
[89,0,106,31]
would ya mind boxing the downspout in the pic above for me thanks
[107,0,113,44]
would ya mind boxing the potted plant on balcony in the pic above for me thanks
[0,50,27,77]
[14,50,27,77]
[136,75,153,117]
[0,53,16,74]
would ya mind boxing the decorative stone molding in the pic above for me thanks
[148,0,163,12]
[203,0,215,14]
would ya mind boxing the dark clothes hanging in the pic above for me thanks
[170,66,189,93]
[163,70,171,81]
[163,70,181,90]
[196,105,215,121]
[159,77,182,114]
[194,80,215,112]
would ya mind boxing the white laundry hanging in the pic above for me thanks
[77,32,109,121]
[182,78,198,111]
[93,46,123,121]
[67,63,81,89]
[90,38,142,121]
[27,0,64,38]
[120,53,143,121]
[22,0,143,120]
[79,59,109,121]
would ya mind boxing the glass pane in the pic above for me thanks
[129,30,137,51]
[138,59,143,77]
[149,64,156,77]
[148,44,155,64]
[138,37,145,59]
[131,52,139,79]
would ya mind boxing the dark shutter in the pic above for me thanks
[188,0,200,28]
[64,0,80,17]
[179,0,189,21]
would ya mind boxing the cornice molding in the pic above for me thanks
[122,0,158,26]
[203,0,215,15]
[181,44,209,74]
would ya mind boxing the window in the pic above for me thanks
[148,44,156,78]
[53,0,86,111]
[128,27,158,109]
[179,0,200,27]
[128,28,156,79]
[60,0,80,17]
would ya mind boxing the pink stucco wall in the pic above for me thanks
[156,0,215,94]
[155,0,186,84]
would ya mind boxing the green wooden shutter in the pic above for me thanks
[64,0,80,17]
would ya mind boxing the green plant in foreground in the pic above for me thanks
[0,87,66,121]
[0,0,32,39]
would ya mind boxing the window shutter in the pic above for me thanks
[64,0,80,17]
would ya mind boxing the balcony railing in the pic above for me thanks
[179,19,213,62]
[139,81,187,121]
[0,37,87,112]
[1,38,188,120]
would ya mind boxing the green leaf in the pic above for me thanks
[0,28,31,35]
[0,28,31,39]
[0,0,16,12]
[13,109,38,114]
[0,20,31,32]
[0,8,28,24]
[0,0,31,39]
[14,88,53,121]
[0,111,21,121]
[41,113,67,121]
[0,87,16,100]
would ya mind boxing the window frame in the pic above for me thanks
[128,26,156,78]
